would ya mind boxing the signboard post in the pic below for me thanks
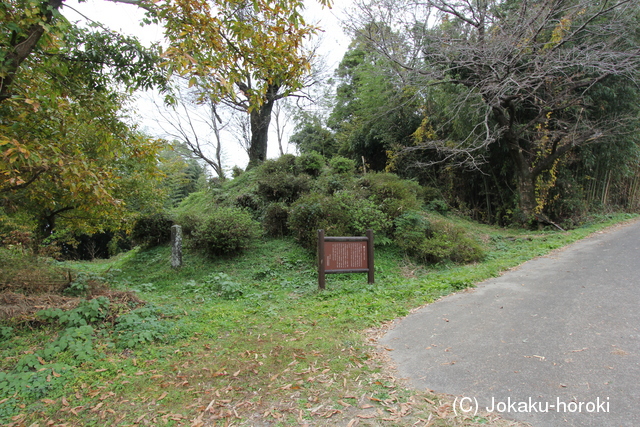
[318,229,374,290]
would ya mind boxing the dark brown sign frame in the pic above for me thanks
[317,229,374,290]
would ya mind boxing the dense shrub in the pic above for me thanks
[295,151,326,176]
[255,156,311,203]
[332,191,389,236]
[312,171,353,195]
[260,154,297,174]
[421,220,485,264]
[287,193,351,249]
[329,156,356,174]
[234,192,261,211]
[131,213,173,247]
[263,202,290,237]
[288,191,389,249]
[257,172,311,203]
[190,207,261,256]
[393,211,432,249]
[359,173,422,220]
[394,212,485,264]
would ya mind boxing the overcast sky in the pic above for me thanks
[61,0,354,170]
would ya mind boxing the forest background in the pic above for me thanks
[2,0,639,258]
[3,0,640,260]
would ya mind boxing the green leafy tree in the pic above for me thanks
[0,1,163,105]
[1,19,166,242]
[0,0,64,104]
[157,0,332,168]
[290,121,339,158]
[1,9,165,192]
[328,27,423,171]
[1,87,164,240]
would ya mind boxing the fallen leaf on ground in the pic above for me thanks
[357,412,377,419]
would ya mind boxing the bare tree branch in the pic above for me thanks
[350,0,640,217]
[152,82,228,179]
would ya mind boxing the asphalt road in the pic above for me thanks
[380,220,640,427]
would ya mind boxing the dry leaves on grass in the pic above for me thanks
[0,291,78,319]
[0,290,143,320]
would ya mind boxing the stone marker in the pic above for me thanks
[171,224,183,269]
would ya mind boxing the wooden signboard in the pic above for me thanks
[317,229,374,289]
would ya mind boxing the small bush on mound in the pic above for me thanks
[131,213,173,248]
[288,192,389,250]
[295,151,326,176]
[260,153,297,175]
[287,193,350,249]
[234,192,262,211]
[263,202,290,237]
[190,207,261,256]
[393,211,432,249]
[359,173,422,220]
[394,211,485,264]
[257,172,311,204]
[329,156,356,174]
[332,191,389,237]
[256,156,311,204]
[312,170,354,195]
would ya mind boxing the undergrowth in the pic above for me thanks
[0,289,181,423]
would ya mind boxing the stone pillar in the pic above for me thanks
[171,225,183,269]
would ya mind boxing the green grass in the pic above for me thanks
[0,212,636,426]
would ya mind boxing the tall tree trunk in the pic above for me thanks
[494,105,538,222]
[516,173,537,221]
[247,100,274,168]
[247,97,275,169]
[247,84,279,168]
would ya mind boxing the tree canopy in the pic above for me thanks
[158,0,333,167]
[3,0,640,255]
[1,1,168,247]
[328,27,423,171]
[1,0,339,254]
[348,0,640,221]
